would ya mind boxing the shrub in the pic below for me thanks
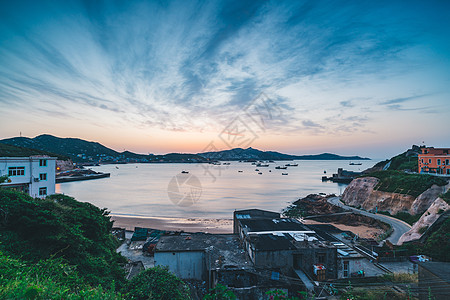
[123,266,190,300]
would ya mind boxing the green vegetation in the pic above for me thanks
[0,142,69,160]
[360,170,447,197]
[0,189,197,299]
[0,251,120,299]
[398,218,450,262]
[123,266,190,300]
[387,151,418,171]
[441,190,450,204]
[0,189,126,288]
[204,284,237,300]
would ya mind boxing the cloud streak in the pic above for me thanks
[0,0,449,150]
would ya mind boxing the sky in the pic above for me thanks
[0,0,449,159]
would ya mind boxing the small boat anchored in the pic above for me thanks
[275,166,287,169]
[181,170,189,174]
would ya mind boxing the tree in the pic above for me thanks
[123,266,190,300]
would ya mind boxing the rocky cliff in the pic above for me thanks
[341,177,449,216]
[398,197,449,244]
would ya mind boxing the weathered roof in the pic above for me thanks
[239,218,310,233]
[234,209,280,219]
[250,234,296,251]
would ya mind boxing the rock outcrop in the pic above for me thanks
[410,182,450,215]
[341,177,449,216]
[398,198,449,245]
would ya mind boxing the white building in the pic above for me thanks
[0,156,56,198]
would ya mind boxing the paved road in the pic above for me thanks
[327,197,412,245]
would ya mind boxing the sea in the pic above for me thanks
[56,160,380,219]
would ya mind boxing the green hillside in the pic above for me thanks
[0,189,193,299]
[360,170,447,197]
[0,142,69,160]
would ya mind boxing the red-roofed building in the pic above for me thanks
[418,147,450,175]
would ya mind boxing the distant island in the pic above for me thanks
[0,134,370,164]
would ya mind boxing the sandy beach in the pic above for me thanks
[111,215,233,234]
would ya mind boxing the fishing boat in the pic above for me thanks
[349,162,362,165]
[181,170,189,174]
[275,166,287,169]
[282,173,288,175]
[285,163,298,167]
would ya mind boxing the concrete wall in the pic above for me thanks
[254,249,293,270]
[155,251,205,280]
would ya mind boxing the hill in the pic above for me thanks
[198,147,369,161]
[1,134,369,163]
[0,142,69,160]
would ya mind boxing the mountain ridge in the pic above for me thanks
[0,134,370,163]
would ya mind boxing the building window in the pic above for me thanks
[428,159,432,164]
[8,167,25,176]
[343,261,349,278]
[39,173,47,181]
[421,159,424,163]
[39,159,47,167]
[39,187,47,196]
[437,159,441,165]
[446,159,449,166]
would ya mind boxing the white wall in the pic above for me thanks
[0,157,56,198]
[155,251,205,280]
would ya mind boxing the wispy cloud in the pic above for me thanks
[0,0,449,145]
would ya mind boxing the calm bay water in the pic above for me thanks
[56,160,379,218]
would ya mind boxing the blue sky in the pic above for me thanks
[0,0,449,158]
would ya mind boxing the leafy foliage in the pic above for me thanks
[0,250,120,299]
[0,189,126,288]
[360,171,447,197]
[123,266,190,300]
[388,152,418,171]
[204,284,236,300]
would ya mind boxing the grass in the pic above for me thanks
[0,251,120,299]
[360,170,448,197]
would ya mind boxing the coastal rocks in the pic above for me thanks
[398,198,450,245]
[410,182,450,215]
[341,177,449,216]
[284,194,343,217]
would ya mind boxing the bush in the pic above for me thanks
[0,189,126,289]
[0,250,120,299]
[123,266,190,300]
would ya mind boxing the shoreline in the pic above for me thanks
[111,215,233,234]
